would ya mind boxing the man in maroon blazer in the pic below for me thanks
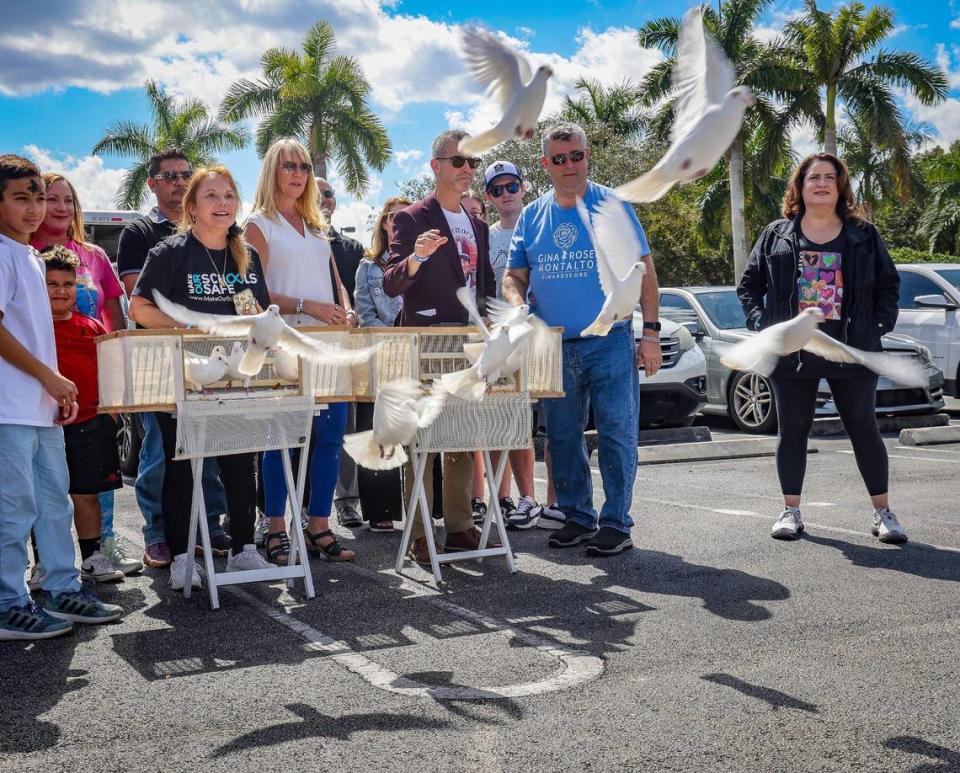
[383,128,497,565]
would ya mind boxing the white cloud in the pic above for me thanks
[22,145,131,212]
[951,18,960,30]
[393,149,423,171]
[330,199,376,247]
[906,44,960,147]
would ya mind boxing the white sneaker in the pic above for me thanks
[771,508,804,539]
[226,544,273,572]
[537,503,566,530]
[873,508,907,544]
[80,551,126,583]
[27,563,46,591]
[100,536,144,576]
[254,515,269,547]
[169,553,203,590]
[507,496,543,530]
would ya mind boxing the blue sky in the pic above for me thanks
[1,0,958,243]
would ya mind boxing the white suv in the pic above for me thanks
[894,264,960,396]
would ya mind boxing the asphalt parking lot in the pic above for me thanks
[3,426,960,772]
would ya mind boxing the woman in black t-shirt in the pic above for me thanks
[130,166,274,591]
[737,153,907,545]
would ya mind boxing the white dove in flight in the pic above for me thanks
[441,286,533,401]
[272,348,301,383]
[153,292,380,376]
[575,196,647,337]
[721,307,929,387]
[462,295,552,376]
[342,379,448,470]
[184,345,228,392]
[616,7,754,203]
[457,27,553,156]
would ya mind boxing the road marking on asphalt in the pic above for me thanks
[838,449,960,465]
[895,445,960,455]
[116,524,605,701]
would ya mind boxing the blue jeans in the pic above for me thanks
[263,405,347,518]
[0,424,81,612]
[135,412,229,546]
[99,490,114,539]
[541,324,639,533]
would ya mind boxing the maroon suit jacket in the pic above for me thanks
[382,193,495,326]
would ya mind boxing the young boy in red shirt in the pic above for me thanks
[43,245,141,582]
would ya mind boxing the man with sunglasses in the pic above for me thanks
[316,176,367,527]
[383,129,497,566]
[503,122,661,558]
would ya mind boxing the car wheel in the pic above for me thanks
[728,371,778,433]
[118,414,141,477]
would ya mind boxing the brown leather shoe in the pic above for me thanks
[445,527,500,553]
[407,537,440,566]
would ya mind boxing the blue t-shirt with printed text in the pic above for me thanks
[507,181,650,340]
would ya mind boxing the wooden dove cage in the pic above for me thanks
[96,330,310,413]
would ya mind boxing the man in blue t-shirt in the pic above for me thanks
[503,121,662,557]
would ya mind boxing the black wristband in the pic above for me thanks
[642,321,662,332]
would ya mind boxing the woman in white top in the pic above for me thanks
[244,139,357,565]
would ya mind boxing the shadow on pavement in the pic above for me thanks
[211,702,451,758]
[803,534,960,582]
[701,672,818,713]
[401,671,524,720]
[885,736,960,772]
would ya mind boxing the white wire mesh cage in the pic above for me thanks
[173,395,316,460]
[524,328,564,397]
[413,392,532,453]
[417,328,522,394]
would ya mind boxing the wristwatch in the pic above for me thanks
[296,298,305,324]
[642,321,662,332]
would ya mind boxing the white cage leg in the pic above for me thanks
[183,457,203,600]
[395,450,429,574]
[481,450,516,573]
[417,462,444,583]
[281,447,314,599]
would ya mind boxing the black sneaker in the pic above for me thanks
[499,497,518,518]
[471,498,487,525]
[548,522,599,548]
[584,527,634,557]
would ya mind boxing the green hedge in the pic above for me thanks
[890,247,960,264]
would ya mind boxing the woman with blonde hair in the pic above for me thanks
[244,138,357,564]
[130,166,274,589]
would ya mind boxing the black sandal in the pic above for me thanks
[304,529,355,562]
[264,531,291,565]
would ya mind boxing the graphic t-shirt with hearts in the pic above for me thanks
[797,229,846,341]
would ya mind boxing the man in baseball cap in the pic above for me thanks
[483,160,522,191]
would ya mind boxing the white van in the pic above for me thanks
[82,210,142,261]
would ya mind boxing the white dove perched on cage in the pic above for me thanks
[224,341,251,389]
[184,345,229,392]
[440,286,534,401]
[457,27,553,156]
[575,195,648,337]
[272,347,301,383]
[342,378,448,470]
[153,292,380,376]
[721,307,929,386]
[616,7,754,203]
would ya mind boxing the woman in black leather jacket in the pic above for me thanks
[737,152,907,545]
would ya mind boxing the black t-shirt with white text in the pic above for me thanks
[132,231,270,315]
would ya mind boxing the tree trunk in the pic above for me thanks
[728,137,749,283]
[824,83,837,156]
[309,121,327,180]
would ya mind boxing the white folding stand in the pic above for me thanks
[174,396,317,609]
[395,393,532,584]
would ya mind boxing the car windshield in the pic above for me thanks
[694,290,748,329]
[933,269,960,294]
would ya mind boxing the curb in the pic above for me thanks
[899,424,960,446]
[811,411,949,437]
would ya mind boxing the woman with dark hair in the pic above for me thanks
[737,152,907,544]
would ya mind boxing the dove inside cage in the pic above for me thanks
[180,336,305,399]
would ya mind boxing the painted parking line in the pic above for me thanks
[116,524,605,700]
[837,449,960,465]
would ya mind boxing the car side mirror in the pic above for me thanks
[681,320,705,340]
[914,294,959,310]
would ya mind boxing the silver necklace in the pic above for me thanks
[196,233,230,291]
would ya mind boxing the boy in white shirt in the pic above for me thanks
[0,154,121,641]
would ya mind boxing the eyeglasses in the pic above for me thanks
[280,162,312,175]
[152,171,192,182]
[434,155,482,170]
[488,181,521,198]
[320,189,335,199]
[549,150,586,166]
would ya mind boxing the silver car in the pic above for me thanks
[658,286,944,433]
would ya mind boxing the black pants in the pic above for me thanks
[355,402,403,522]
[772,376,888,497]
[156,413,256,556]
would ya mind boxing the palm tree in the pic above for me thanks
[917,141,960,255]
[838,114,931,220]
[92,80,248,209]
[637,0,809,280]
[784,0,947,157]
[560,78,646,141]
[219,21,391,195]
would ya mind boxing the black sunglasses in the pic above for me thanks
[320,189,335,199]
[549,150,586,166]
[153,170,192,182]
[488,181,521,198]
[280,161,312,175]
[435,155,482,170]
